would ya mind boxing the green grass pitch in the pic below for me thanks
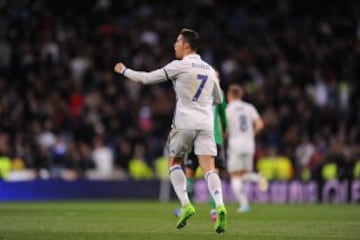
[0,201,359,240]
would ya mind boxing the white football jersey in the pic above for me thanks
[123,54,222,130]
[226,99,260,153]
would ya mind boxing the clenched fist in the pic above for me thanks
[114,62,126,74]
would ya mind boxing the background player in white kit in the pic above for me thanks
[114,28,227,233]
[226,84,268,213]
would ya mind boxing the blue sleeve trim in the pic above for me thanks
[163,69,171,81]
[122,68,127,75]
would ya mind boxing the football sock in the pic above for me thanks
[210,196,216,209]
[169,165,190,206]
[205,170,224,207]
[241,172,260,182]
[186,178,194,199]
[241,173,269,191]
[231,177,248,207]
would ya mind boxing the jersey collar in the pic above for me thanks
[183,53,200,60]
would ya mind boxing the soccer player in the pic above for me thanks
[174,91,227,222]
[226,84,268,213]
[114,28,227,233]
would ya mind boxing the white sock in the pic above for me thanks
[241,172,260,182]
[231,177,248,207]
[169,165,190,206]
[205,171,224,207]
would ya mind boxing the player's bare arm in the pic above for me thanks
[254,118,264,135]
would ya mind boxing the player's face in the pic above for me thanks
[174,35,185,59]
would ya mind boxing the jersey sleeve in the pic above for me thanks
[212,75,223,104]
[162,60,181,81]
[123,65,173,85]
[250,105,261,122]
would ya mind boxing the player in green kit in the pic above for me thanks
[175,92,227,221]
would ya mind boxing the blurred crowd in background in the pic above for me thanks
[0,0,359,182]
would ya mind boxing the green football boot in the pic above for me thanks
[176,204,196,229]
[214,205,227,233]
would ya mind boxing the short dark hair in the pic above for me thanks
[179,28,200,51]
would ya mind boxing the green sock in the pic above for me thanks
[186,178,194,200]
[210,196,216,209]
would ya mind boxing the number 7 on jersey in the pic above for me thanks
[192,74,208,101]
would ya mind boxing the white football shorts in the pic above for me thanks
[227,150,254,173]
[167,128,217,157]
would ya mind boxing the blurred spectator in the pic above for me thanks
[0,0,358,182]
[87,134,115,180]
[0,133,11,180]
[295,137,315,180]
[128,144,153,180]
[76,142,95,176]
[257,146,294,181]
[49,135,68,179]
[115,138,133,171]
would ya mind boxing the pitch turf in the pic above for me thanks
[0,201,359,240]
